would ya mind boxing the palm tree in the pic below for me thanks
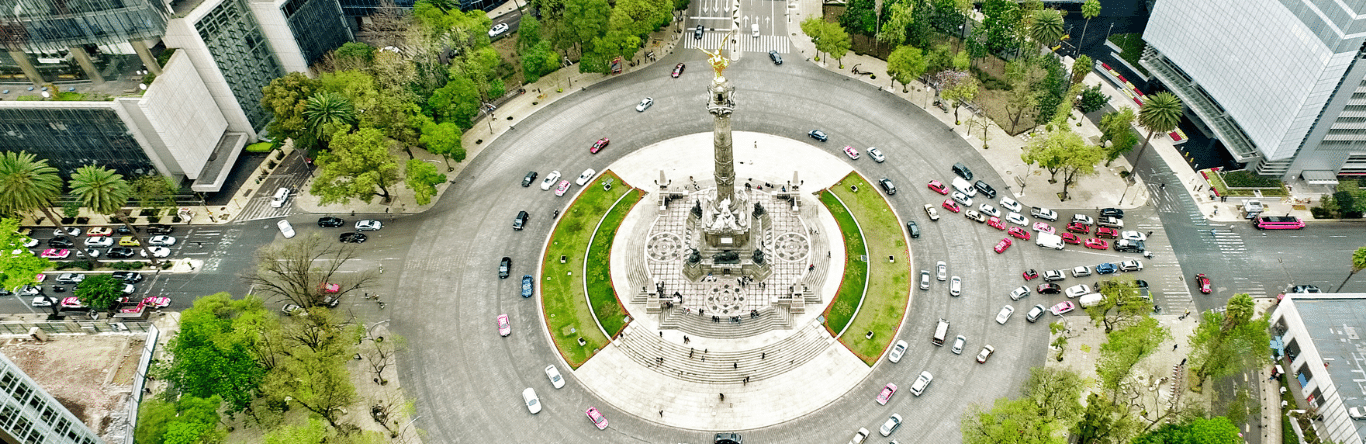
[68,166,153,265]
[1029,9,1065,54]
[1335,246,1366,292]
[1134,92,1184,169]
[0,151,71,236]
[304,92,357,147]
[1078,0,1101,56]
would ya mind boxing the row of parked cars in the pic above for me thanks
[21,225,178,260]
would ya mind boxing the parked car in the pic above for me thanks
[973,180,997,198]
[635,97,654,112]
[1031,207,1059,221]
[487,22,509,37]
[497,313,511,336]
[86,227,113,237]
[1008,227,1031,240]
[340,232,367,243]
[1061,232,1082,245]
[40,248,69,259]
[1120,230,1147,241]
[964,210,986,223]
[1084,238,1109,250]
[1097,216,1124,228]
[878,178,896,195]
[1096,226,1120,239]
[1043,269,1065,282]
[1072,214,1095,225]
[1118,260,1143,272]
[978,203,1000,218]
[1072,266,1092,278]
[1006,212,1029,226]
[575,169,597,186]
[1095,263,1118,274]
[986,216,1005,230]
[1100,208,1124,218]
[1037,283,1061,294]
[951,335,966,354]
[919,270,931,290]
[951,191,972,206]
[950,276,962,296]
[545,364,566,388]
[1066,222,1091,234]
[499,257,512,279]
[513,210,529,230]
[879,414,903,437]
[140,246,171,258]
[1065,284,1090,298]
[118,236,140,246]
[148,235,176,246]
[906,221,920,238]
[112,271,144,283]
[1022,269,1039,281]
[936,261,947,281]
[522,388,541,414]
[555,180,572,196]
[1009,286,1030,301]
[586,407,609,429]
[942,199,961,213]
[47,237,73,248]
[146,224,174,235]
[521,275,535,298]
[999,197,1022,213]
[1032,222,1055,234]
[951,162,973,180]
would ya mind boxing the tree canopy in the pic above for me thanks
[310,128,402,205]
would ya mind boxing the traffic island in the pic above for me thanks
[820,173,911,365]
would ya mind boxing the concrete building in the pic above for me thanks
[1269,293,1366,444]
[1140,0,1366,184]
[0,0,353,192]
[0,351,100,444]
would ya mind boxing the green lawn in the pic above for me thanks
[821,174,912,365]
[819,192,867,338]
[1108,33,1150,77]
[586,188,643,337]
[541,171,631,368]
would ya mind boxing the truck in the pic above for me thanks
[1035,232,1064,250]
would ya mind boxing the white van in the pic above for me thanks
[1078,293,1105,308]
[951,177,977,197]
[931,319,949,346]
[751,23,760,38]
[1035,232,1064,250]
[269,187,291,208]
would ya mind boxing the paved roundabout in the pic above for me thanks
[393,49,1054,443]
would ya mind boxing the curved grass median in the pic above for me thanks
[542,171,633,368]
[819,192,868,338]
[586,187,643,337]
[821,173,912,365]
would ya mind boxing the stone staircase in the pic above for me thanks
[658,305,794,339]
[614,321,833,384]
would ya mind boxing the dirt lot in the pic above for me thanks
[1,334,143,442]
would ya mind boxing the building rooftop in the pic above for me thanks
[1291,296,1366,439]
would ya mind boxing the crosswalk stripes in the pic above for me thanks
[682,34,791,54]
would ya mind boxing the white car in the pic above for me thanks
[575,169,596,186]
[355,220,383,231]
[995,305,1015,324]
[635,97,653,112]
[975,345,995,363]
[1119,260,1144,272]
[30,296,52,307]
[1065,284,1091,298]
[1121,230,1147,242]
[879,414,902,437]
[522,387,541,414]
[951,191,972,206]
[148,235,176,246]
[545,364,566,388]
[923,204,940,221]
[849,428,870,444]
[1350,406,1366,420]
[936,261,947,281]
[1009,286,1029,301]
[887,340,907,363]
[909,371,933,396]
[84,236,113,248]
[1072,266,1092,277]
[978,203,1000,218]
[277,219,296,238]
[488,23,509,37]
[1006,212,1029,226]
[140,246,171,258]
[52,227,80,237]
[950,276,961,296]
[867,147,886,162]
[999,197,1022,213]
[951,335,966,354]
[1072,214,1095,225]
[540,170,561,190]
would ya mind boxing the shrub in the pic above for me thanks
[1310,207,1333,219]
[55,260,93,270]
[1222,170,1283,188]
[111,261,146,270]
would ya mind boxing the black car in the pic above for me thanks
[906,221,920,238]
[973,180,997,198]
[1292,285,1321,293]
[47,236,74,248]
[112,271,144,283]
[318,217,345,227]
[1036,283,1062,294]
[952,162,973,180]
[513,210,529,230]
[808,130,828,142]
[339,232,367,243]
[768,50,782,65]
[522,171,538,187]
[1099,208,1125,218]
[694,24,704,39]
[879,178,896,195]
[146,224,174,235]
[499,257,512,279]
[107,247,136,258]
[521,275,534,298]
[115,225,134,235]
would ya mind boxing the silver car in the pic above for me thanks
[950,276,962,296]
[867,147,886,163]
[995,305,1015,324]
[887,340,907,363]
[919,271,930,290]
[951,335,965,354]
[635,97,653,112]
[936,261,947,281]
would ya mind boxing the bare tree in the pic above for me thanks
[365,0,412,49]
[244,233,378,308]
[363,333,406,385]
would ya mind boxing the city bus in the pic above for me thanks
[1254,216,1305,230]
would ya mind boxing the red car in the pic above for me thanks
[876,383,898,405]
[942,199,961,213]
[1061,232,1082,244]
[1022,269,1039,280]
[1096,227,1119,239]
[927,180,949,195]
[986,217,1006,230]
[1066,222,1091,234]
[671,63,685,78]
[1084,238,1109,250]
[994,238,1013,253]
[589,138,610,154]
[1195,273,1211,294]
[1008,227,1031,240]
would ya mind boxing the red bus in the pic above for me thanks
[1254,216,1305,230]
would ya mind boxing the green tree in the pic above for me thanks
[886,45,927,92]
[135,395,224,444]
[1077,84,1106,113]
[876,1,914,48]
[260,308,360,429]
[561,0,611,56]
[961,397,1063,444]
[1023,366,1085,421]
[304,92,359,147]
[839,0,878,36]
[939,71,979,124]
[1028,9,1064,54]
[330,42,375,72]
[405,159,447,205]
[1134,91,1184,168]
[1131,416,1242,444]
[1099,108,1139,166]
[68,166,133,263]
[162,293,268,412]
[1096,317,1169,398]
[1070,54,1092,86]
[521,40,561,84]
[1078,0,1101,55]
[1022,126,1082,182]
[420,120,466,171]
[517,15,543,51]
[1057,136,1104,200]
[981,0,1021,54]
[1084,278,1151,333]
[73,274,123,311]
[428,75,482,129]
[0,218,50,296]
[609,0,672,38]
[1187,293,1270,389]
[823,23,853,68]
[260,72,322,149]
[311,128,402,204]
[801,18,828,61]
[1334,245,1366,291]
[1072,392,1142,444]
[0,151,70,235]
[131,174,177,212]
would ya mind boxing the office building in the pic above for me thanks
[0,351,100,444]
[1141,0,1366,184]
[1270,294,1366,444]
[0,0,353,192]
